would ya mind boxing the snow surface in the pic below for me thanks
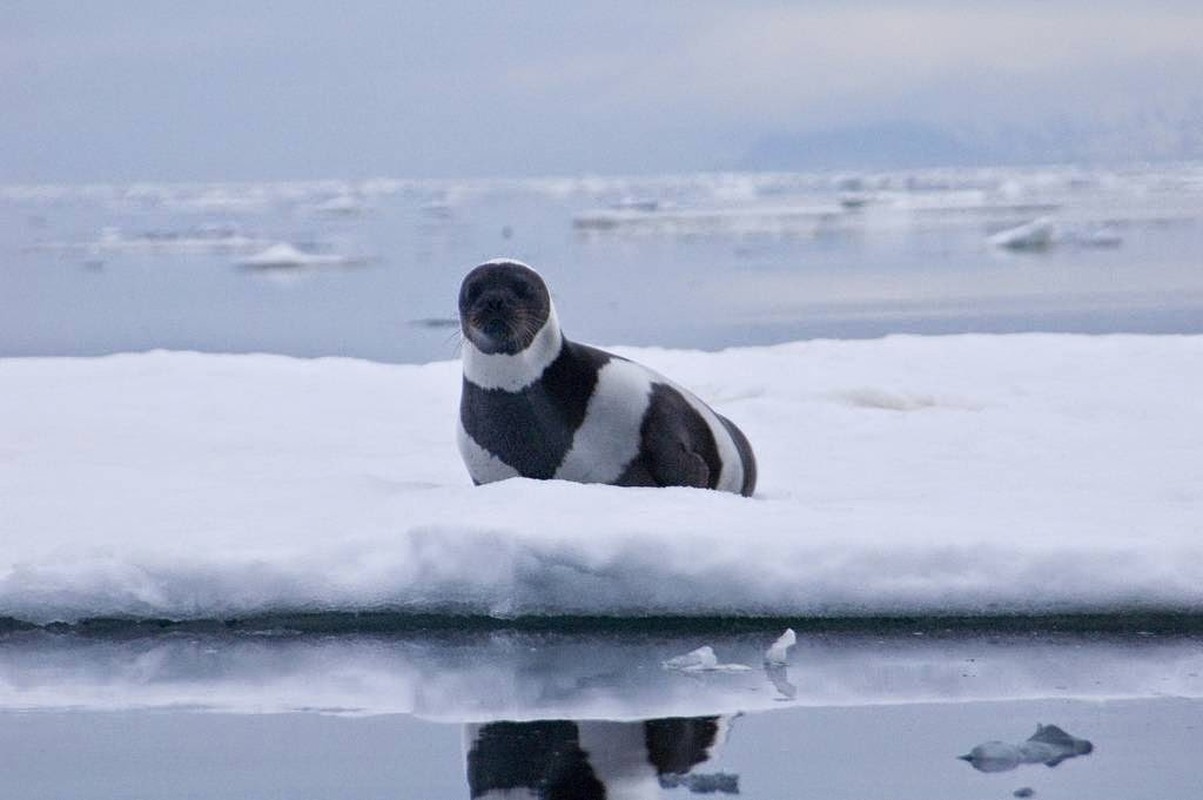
[2,334,1201,624]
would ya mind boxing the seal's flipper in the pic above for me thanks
[647,440,711,489]
[637,385,716,489]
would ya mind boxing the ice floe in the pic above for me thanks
[1,334,1200,625]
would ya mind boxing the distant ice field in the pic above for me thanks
[2,334,1200,625]
[4,164,1203,364]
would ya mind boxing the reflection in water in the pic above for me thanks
[1,629,1200,797]
[764,663,798,700]
[465,716,736,799]
[959,723,1094,773]
[763,629,798,699]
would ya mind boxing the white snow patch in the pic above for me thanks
[1,334,1201,623]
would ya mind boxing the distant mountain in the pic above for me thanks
[738,122,993,171]
[739,113,1203,171]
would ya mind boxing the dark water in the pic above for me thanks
[3,165,1202,364]
[2,626,1202,798]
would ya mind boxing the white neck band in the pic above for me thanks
[462,303,563,392]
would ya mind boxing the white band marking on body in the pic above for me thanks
[554,359,653,484]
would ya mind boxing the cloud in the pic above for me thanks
[3,2,1202,180]
[510,3,1203,129]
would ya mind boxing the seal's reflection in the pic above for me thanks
[465,716,736,798]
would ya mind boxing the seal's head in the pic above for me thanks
[458,260,553,355]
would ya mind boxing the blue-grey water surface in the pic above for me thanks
[4,165,1202,363]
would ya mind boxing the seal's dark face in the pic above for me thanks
[458,261,552,355]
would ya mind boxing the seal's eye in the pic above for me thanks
[512,283,532,301]
[465,284,482,304]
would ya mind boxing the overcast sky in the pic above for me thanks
[4,1,1202,182]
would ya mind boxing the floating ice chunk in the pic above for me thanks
[663,646,719,671]
[764,628,796,666]
[662,646,752,673]
[1020,723,1094,767]
[959,740,1023,772]
[988,217,1057,251]
[959,723,1093,773]
[310,194,367,216]
[236,242,364,270]
[989,217,1123,251]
